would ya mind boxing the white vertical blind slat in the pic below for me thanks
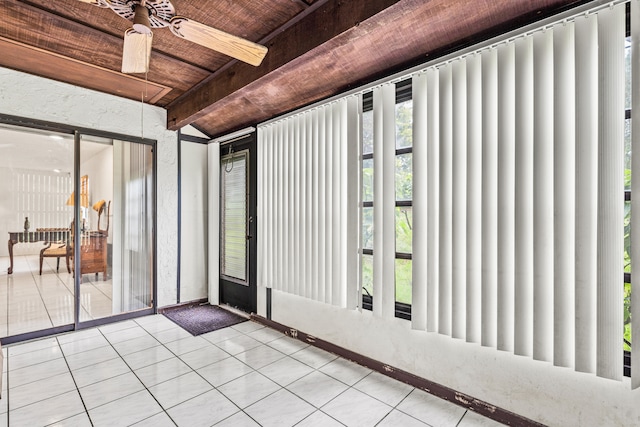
[574,12,598,375]
[275,122,283,292]
[553,21,576,368]
[312,111,320,301]
[497,42,515,352]
[298,115,306,299]
[514,35,534,357]
[481,48,498,348]
[318,107,327,303]
[427,68,441,333]
[466,53,482,344]
[533,29,554,363]
[382,84,396,319]
[451,59,467,339]
[412,72,428,331]
[346,96,360,310]
[332,101,343,306]
[596,3,625,381]
[631,0,640,390]
[289,115,304,295]
[452,58,468,340]
[439,64,453,335]
[325,105,334,304]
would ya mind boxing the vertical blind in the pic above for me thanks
[14,169,72,230]
[410,3,626,382]
[257,96,360,309]
[254,0,633,386]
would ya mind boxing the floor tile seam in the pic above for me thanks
[106,330,163,350]
[286,379,353,410]
[178,351,234,372]
[8,390,86,427]
[3,367,87,422]
[293,408,346,427]
[453,410,471,427]
[7,365,72,391]
[349,371,418,408]
[26,263,65,330]
[316,367,370,388]
[288,352,336,371]
[97,321,142,336]
[392,390,447,426]
[51,341,94,426]
[94,327,180,427]
[235,346,288,371]
[135,320,181,336]
[152,385,218,412]
[60,342,113,359]
[211,409,249,427]
[230,381,287,412]
[198,354,258,389]
[79,381,145,412]
[85,280,113,302]
[5,352,66,375]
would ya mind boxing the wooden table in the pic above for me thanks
[7,229,69,274]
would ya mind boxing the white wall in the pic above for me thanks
[0,67,179,307]
[180,141,208,302]
[80,144,113,241]
[268,290,640,427]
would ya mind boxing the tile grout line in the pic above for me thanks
[95,321,179,426]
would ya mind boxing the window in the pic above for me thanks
[361,79,413,318]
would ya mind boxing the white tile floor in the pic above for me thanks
[1,254,149,338]
[0,314,505,427]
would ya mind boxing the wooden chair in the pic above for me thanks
[39,227,71,275]
[70,201,110,281]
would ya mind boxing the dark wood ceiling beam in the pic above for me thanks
[0,0,210,104]
[166,0,402,130]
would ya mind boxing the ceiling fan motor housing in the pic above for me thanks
[108,0,176,28]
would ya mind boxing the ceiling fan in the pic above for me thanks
[78,0,268,73]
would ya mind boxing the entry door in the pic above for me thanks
[219,135,256,313]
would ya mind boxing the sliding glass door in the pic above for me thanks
[0,120,155,343]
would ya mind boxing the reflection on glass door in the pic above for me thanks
[0,124,75,337]
[0,122,155,343]
[78,136,154,322]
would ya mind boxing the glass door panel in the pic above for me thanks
[221,150,248,283]
[78,136,154,322]
[0,124,75,338]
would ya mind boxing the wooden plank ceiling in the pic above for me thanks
[0,0,585,138]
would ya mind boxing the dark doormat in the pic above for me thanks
[162,303,248,336]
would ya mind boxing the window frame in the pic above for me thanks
[360,79,414,320]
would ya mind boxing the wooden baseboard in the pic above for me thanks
[250,314,545,427]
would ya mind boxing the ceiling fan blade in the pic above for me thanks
[121,28,153,74]
[169,17,267,67]
[77,0,111,6]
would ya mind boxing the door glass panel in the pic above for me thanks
[221,150,248,283]
[78,136,154,321]
[0,124,75,338]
